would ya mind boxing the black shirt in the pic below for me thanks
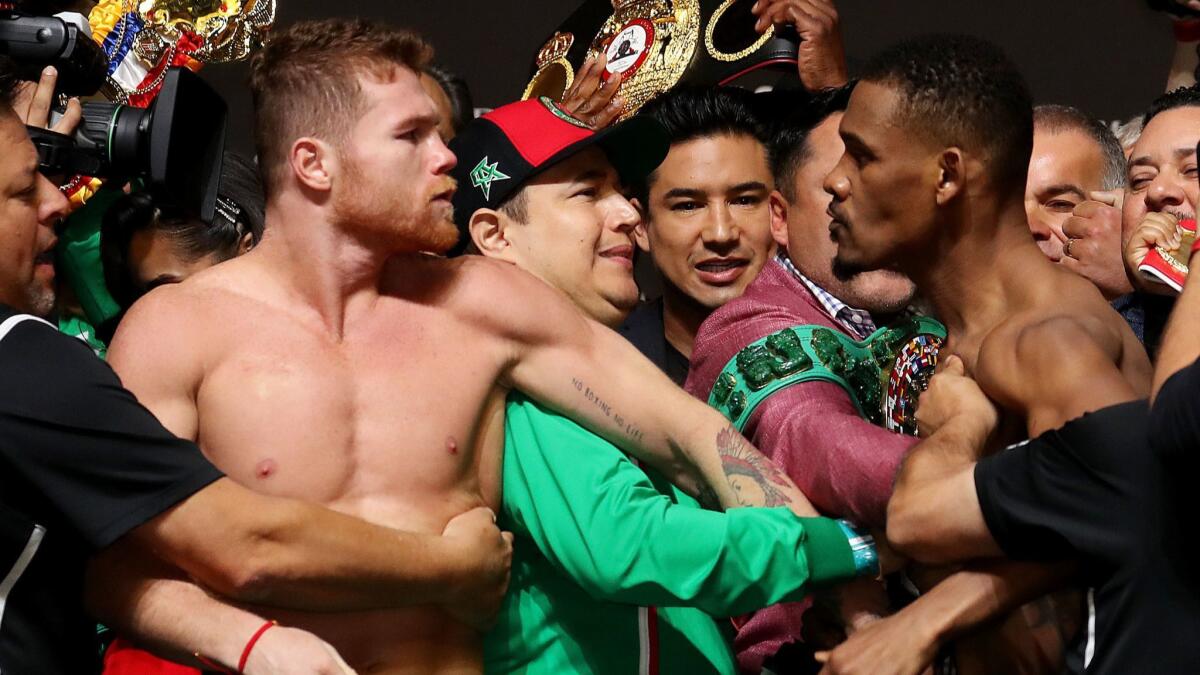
[618,298,690,386]
[0,308,222,674]
[974,400,1200,674]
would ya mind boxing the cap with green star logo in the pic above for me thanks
[447,97,669,256]
[469,156,511,201]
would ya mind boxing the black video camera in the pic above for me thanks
[0,9,226,223]
[1148,0,1200,19]
[0,10,106,94]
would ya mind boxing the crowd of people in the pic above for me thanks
[4,1,1200,674]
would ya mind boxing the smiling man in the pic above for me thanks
[622,86,778,383]
[453,98,881,674]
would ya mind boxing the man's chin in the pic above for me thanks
[24,285,56,318]
[832,255,878,281]
[414,218,461,255]
[847,272,917,314]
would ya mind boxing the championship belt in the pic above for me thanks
[523,0,799,119]
[61,0,274,206]
[707,317,946,435]
[1138,218,1196,293]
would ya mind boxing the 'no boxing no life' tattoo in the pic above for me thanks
[717,425,792,507]
[572,377,644,444]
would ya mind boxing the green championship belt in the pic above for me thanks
[707,316,946,435]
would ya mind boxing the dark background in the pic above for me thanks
[202,1,1177,156]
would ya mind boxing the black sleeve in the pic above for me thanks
[0,315,222,550]
[1149,356,1200,464]
[974,401,1148,568]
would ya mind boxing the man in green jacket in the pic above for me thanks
[450,98,882,674]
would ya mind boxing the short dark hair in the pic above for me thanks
[769,85,853,202]
[1033,104,1125,190]
[100,155,263,307]
[497,189,527,223]
[632,86,770,209]
[219,152,266,243]
[1142,85,1200,128]
[249,18,432,195]
[639,85,771,150]
[860,34,1034,194]
[424,63,475,134]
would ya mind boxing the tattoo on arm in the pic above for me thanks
[716,425,793,507]
[572,377,644,444]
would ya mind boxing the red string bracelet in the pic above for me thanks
[238,620,279,673]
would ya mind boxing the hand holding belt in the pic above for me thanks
[523,0,801,119]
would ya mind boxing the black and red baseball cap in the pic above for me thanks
[448,96,668,254]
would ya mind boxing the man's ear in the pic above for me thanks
[633,196,652,252]
[237,231,255,255]
[935,148,966,206]
[469,209,516,261]
[290,137,333,192]
[769,190,790,250]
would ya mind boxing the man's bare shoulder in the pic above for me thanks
[382,254,584,337]
[973,293,1137,432]
[978,274,1127,374]
[110,257,271,356]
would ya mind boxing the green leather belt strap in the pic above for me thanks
[707,316,946,432]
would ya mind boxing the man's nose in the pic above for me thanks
[824,168,849,201]
[37,174,69,226]
[1146,174,1187,213]
[1027,211,1051,241]
[431,134,457,174]
[609,194,640,234]
[701,205,739,247]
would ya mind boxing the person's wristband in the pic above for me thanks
[238,620,278,673]
[836,519,880,578]
[1175,19,1200,42]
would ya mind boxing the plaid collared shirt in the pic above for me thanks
[775,252,879,340]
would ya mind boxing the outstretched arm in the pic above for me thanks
[496,267,816,513]
[502,395,868,616]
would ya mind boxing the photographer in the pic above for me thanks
[0,71,512,673]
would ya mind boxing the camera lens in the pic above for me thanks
[75,102,151,176]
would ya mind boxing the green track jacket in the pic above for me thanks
[483,394,862,674]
